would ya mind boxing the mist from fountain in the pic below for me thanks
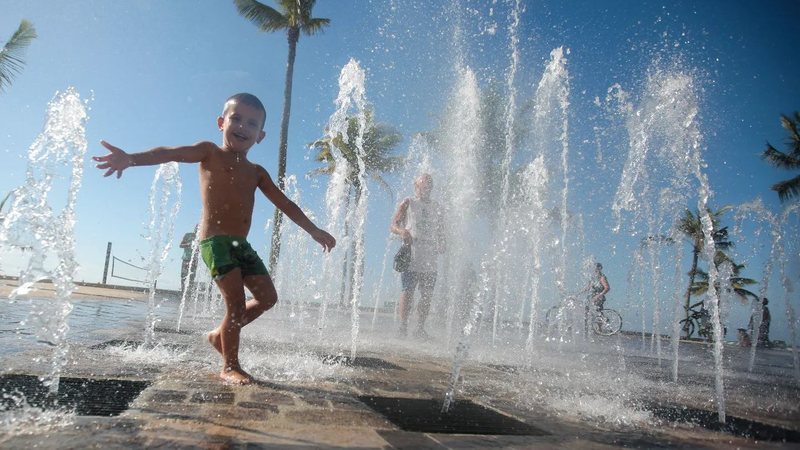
[316,58,370,358]
[142,162,182,347]
[0,87,89,394]
[608,61,729,421]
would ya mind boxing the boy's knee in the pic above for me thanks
[255,291,278,310]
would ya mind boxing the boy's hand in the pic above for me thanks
[312,229,336,253]
[400,228,413,244]
[93,140,133,178]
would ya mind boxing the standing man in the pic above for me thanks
[390,173,446,339]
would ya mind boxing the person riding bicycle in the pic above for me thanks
[585,262,610,312]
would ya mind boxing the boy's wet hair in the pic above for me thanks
[224,93,267,128]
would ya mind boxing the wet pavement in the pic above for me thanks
[1,281,799,448]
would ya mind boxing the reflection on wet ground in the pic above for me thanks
[0,296,180,355]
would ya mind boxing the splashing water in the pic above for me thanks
[142,162,181,347]
[317,58,370,358]
[0,87,89,393]
[609,62,728,422]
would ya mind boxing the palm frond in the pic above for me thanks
[762,144,800,169]
[0,19,37,93]
[779,113,800,151]
[771,174,800,202]
[307,166,335,177]
[233,0,289,32]
[301,17,330,35]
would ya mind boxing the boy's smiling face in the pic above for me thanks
[218,100,266,153]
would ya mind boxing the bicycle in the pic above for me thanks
[679,300,712,339]
[545,295,623,336]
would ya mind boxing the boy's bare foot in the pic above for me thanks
[220,367,253,385]
[207,330,222,355]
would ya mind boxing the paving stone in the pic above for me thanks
[148,389,187,403]
[237,401,280,414]
[249,390,295,405]
[190,391,236,404]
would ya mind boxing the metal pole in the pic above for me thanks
[102,242,112,284]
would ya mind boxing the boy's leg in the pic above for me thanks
[211,267,252,384]
[241,273,278,324]
[208,274,278,350]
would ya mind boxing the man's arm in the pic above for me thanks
[93,140,214,178]
[390,199,411,243]
[257,167,335,252]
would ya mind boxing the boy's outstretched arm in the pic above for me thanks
[257,167,336,252]
[93,140,213,178]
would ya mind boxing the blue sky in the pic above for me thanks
[1,1,798,340]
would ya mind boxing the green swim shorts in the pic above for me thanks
[199,235,269,279]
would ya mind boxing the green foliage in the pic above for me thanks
[0,20,37,93]
[233,0,330,37]
[761,111,800,202]
[678,205,738,317]
[690,261,759,304]
[309,110,404,195]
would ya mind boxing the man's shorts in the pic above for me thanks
[401,271,437,293]
[199,235,268,279]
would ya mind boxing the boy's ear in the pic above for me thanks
[217,116,224,130]
[256,130,266,144]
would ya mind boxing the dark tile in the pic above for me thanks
[190,391,235,404]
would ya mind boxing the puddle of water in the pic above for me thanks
[0,297,181,356]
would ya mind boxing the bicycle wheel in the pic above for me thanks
[592,309,622,336]
[545,305,563,326]
[679,318,695,339]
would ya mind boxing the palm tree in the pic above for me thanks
[1,20,37,93]
[234,0,330,273]
[309,110,404,193]
[762,112,800,202]
[677,205,734,332]
[310,111,403,305]
[690,256,759,304]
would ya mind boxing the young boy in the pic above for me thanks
[93,93,336,384]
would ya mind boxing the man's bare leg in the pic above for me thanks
[416,289,433,333]
[398,290,413,334]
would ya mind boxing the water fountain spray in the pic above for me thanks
[142,162,181,347]
[0,87,89,393]
[316,58,369,358]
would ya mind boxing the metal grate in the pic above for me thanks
[358,396,547,435]
[647,404,800,442]
[0,374,149,416]
[321,355,405,371]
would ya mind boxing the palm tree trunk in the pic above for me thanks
[349,182,366,305]
[338,185,353,307]
[683,245,700,335]
[268,26,299,274]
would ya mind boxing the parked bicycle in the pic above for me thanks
[679,300,713,339]
[545,295,623,336]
